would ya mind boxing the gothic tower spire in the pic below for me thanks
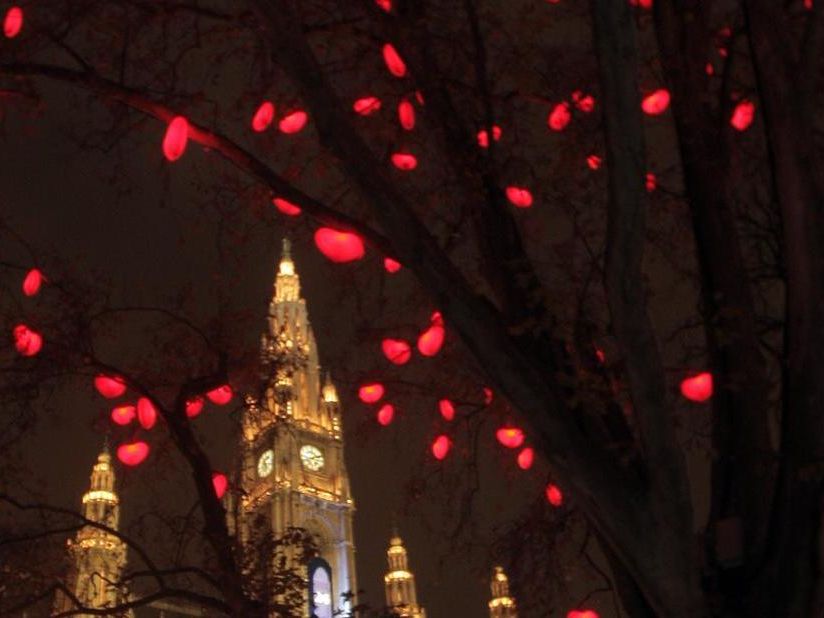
[384,532,426,618]
[54,444,129,616]
[488,566,517,618]
[238,238,357,616]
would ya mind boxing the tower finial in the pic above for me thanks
[282,237,291,260]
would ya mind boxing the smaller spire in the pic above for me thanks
[322,372,339,403]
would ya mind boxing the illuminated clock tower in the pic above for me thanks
[53,444,130,616]
[237,239,357,617]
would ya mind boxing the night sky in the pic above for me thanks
[0,81,548,617]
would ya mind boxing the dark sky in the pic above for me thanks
[0,81,549,617]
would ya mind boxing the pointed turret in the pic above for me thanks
[488,566,517,618]
[384,532,426,617]
[54,444,130,616]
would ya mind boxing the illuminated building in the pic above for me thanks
[235,239,357,617]
[53,444,131,617]
[488,566,517,618]
[383,532,426,618]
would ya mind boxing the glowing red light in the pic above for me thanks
[431,435,451,460]
[567,611,599,618]
[595,348,606,364]
[587,155,602,170]
[706,62,715,76]
[805,0,813,9]
[506,186,533,208]
[359,383,385,403]
[376,0,392,10]
[483,387,494,404]
[251,101,275,132]
[12,324,42,357]
[22,268,43,296]
[383,257,402,273]
[641,89,671,115]
[572,91,595,113]
[314,228,366,263]
[212,472,228,499]
[629,0,652,7]
[496,427,525,448]
[137,397,158,430]
[730,100,755,131]
[3,6,23,38]
[279,110,308,134]
[391,153,418,171]
[377,403,395,426]
[186,397,204,418]
[206,384,233,405]
[546,483,563,507]
[162,116,189,162]
[117,441,150,466]
[272,197,302,216]
[111,405,136,426]
[382,43,407,77]
[353,96,382,116]
[680,372,713,402]
[517,447,534,470]
[439,398,455,421]
[417,317,445,357]
[382,338,412,365]
[95,375,127,399]
[547,102,571,131]
[398,99,415,130]
[645,172,657,192]
[477,125,502,148]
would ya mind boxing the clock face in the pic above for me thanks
[300,445,325,472]
[257,449,274,477]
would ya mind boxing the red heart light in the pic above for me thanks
[186,397,204,418]
[22,268,43,296]
[94,375,127,399]
[431,435,451,460]
[641,88,670,115]
[382,43,407,77]
[517,447,534,470]
[496,427,524,448]
[279,110,308,134]
[117,441,150,466]
[359,383,385,403]
[12,324,42,357]
[383,257,402,273]
[382,338,412,365]
[137,397,158,430]
[251,101,275,132]
[353,96,382,116]
[377,403,395,426]
[314,228,365,263]
[206,384,233,405]
[212,472,228,499]
[546,483,563,507]
[506,186,533,208]
[567,611,599,618]
[3,6,23,38]
[398,99,415,130]
[417,313,445,357]
[438,399,455,421]
[391,152,418,171]
[477,125,502,148]
[162,116,189,162]
[730,100,755,131]
[111,405,136,426]
[680,372,713,402]
[547,102,571,131]
[272,197,302,216]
